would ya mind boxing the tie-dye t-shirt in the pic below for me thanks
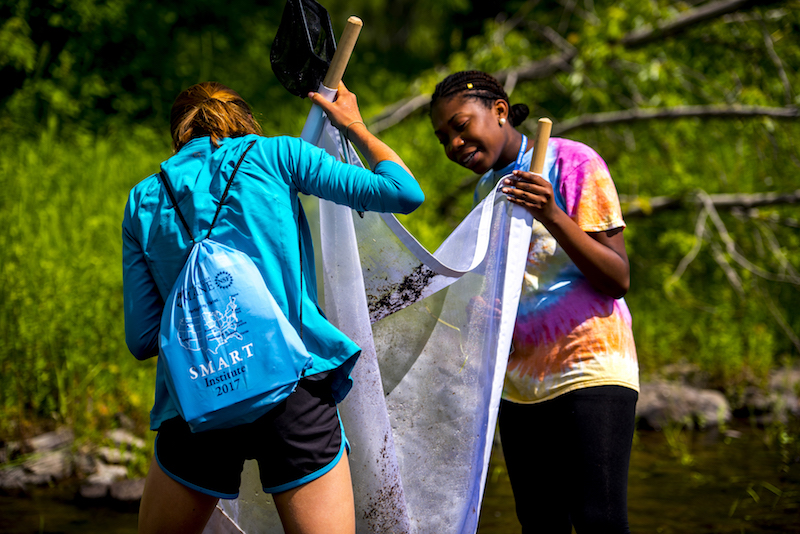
[475,137,639,404]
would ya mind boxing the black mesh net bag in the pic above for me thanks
[271,0,337,97]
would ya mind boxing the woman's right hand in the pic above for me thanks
[308,81,364,133]
[502,170,560,225]
[308,82,414,177]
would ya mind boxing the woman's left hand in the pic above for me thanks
[503,169,631,299]
[501,170,559,223]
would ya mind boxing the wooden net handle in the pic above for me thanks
[530,118,552,175]
[323,16,363,89]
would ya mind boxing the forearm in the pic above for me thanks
[541,209,630,298]
[308,82,414,177]
[503,169,630,298]
[122,223,163,359]
[123,274,163,359]
[345,122,414,177]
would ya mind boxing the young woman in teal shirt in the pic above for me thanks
[124,81,423,534]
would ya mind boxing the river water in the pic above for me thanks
[2,422,798,533]
[480,421,800,533]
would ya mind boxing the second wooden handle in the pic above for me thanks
[530,118,552,175]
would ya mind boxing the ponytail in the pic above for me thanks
[170,82,263,152]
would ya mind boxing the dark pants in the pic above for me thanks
[498,386,638,534]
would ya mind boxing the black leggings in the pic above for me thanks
[498,386,638,534]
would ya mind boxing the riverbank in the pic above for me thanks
[2,370,799,531]
[1,418,798,534]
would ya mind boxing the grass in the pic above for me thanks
[0,126,170,457]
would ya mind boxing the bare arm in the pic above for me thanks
[502,170,630,298]
[308,82,414,177]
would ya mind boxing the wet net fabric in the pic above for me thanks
[207,108,533,534]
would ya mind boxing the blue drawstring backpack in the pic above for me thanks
[158,140,312,432]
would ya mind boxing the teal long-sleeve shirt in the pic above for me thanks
[122,134,424,429]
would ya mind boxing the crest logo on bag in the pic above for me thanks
[215,271,233,288]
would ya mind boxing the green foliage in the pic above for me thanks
[0,0,479,137]
[0,0,799,441]
[625,201,798,389]
[0,126,169,438]
[579,119,800,387]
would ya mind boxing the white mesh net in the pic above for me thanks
[207,101,532,534]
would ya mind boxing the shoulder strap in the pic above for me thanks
[159,170,195,243]
[207,139,257,239]
[158,139,258,243]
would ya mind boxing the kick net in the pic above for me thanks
[269,0,337,98]
[205,93,533,534]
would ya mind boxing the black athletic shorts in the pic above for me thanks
[154,375,347,498]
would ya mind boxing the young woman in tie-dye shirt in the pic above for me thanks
[431,71,638,534]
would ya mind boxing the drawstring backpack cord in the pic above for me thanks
[206,140,257,239]
[159,172,196,245]
[158,140,256,241]
[298,217,303,340]
[159,139,304,341]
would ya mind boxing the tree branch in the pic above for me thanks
[759,282,800,354]
[738,208,800,228]
[558,0,578,34]
[758,16,794,105]
[493,49,578,85]
[753,219,800,280]
[622,190,800,217]
[367,49,577,134]
[658,189,800,299]
[367,94,432,135]
[697,189,798,284]
[524,20,577,54]
[665,207,709,296]
[545,105,799,136]
[619,0,780,48]
[710,239,746,297]
[366,1,789,135]
[499,0,542,38]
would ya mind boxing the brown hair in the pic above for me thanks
[170,82,263,152]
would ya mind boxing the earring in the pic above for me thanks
[499,118,506,126]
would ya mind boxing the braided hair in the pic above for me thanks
[430,70,530,127]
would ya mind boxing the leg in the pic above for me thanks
[499,399,573,534]
[566,386,637,534]
[273,451,355,534]
[138,457,219,534]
